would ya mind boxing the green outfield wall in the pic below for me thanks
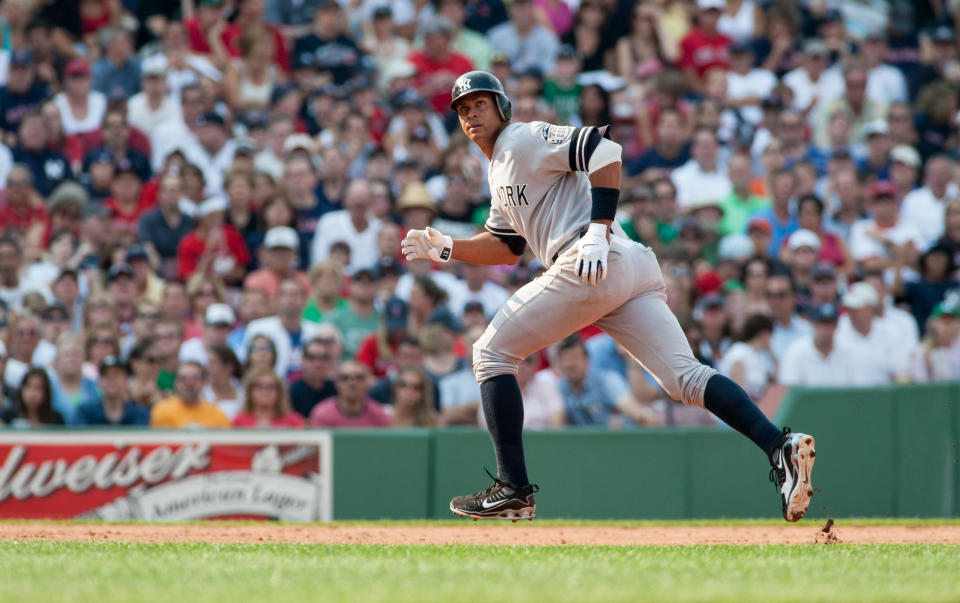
[332,383,960,519]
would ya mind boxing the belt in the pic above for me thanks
[551,229,587,263]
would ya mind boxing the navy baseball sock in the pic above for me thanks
[703,374,783,459]
[480,374,529,487]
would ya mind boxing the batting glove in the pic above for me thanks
[575,222,610,286]
[401,227,453,263]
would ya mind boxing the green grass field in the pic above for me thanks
[2,523,959,602]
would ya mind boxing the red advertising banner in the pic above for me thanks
[0,432,332,521]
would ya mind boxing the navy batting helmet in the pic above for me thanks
[449,71,512,121]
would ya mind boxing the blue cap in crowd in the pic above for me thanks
[384,298,409,331]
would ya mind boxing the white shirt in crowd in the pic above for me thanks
[717,342,774,400]
[771,315,814,363]
[309,211,382,274]
[670,160,732,208]
[241,316,319,378]
[201,382,244,420]
[141,53,222,102]
[783,66,832,118]
[848,218,925,262]
[726,67,777,124]
[0,143,11,188]
[899,184,960,250]
[778,337,858,386]
[126,92,183,140]
[393,270,462,304]
[833,315,899,385]
[446,279,510,318]
[53,91,108,135]
[439,368,481,410]
[717,0,757,42]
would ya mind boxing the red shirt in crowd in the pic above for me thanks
[0,198,48,233]
[355,334,397,378]
[678,28,731,78]
[105,195,156,235]
[308,397,391,428]
[176,224,251,280]
[408,51,474,114]
[221,24,290,72]
[233,411,306,428]
[184,17,213,55]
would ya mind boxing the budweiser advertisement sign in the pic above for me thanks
[0,431,332,521]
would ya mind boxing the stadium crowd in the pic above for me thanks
[0,0,958,429]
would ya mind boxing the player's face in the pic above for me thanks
[456,92,502,143]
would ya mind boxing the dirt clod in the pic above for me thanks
[816,518,839,545]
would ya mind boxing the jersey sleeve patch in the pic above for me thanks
[539,124,575,145]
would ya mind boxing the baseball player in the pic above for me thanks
[401,71,816,522]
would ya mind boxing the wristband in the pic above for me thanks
[590,187,620,222]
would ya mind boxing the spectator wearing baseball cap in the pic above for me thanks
[355,296,410,378]
[834,281,897,386]
[76,356,150,426]
[104,158,150,235]
[243,226,312,300]
[779,303,857,386]
[126,61,180,141]
[177,302,237,368]
[407,17,475,114]
[909,299,960,382]
[55,59,108,136]
[678,0,731,83]
[0,48,48,134]
[791,194,855,276]
[849,181,923,271]
[176,195,251,282]
[808,263,839,310]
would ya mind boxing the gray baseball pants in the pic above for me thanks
[473,235,717,407]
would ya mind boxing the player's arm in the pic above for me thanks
[450,231,523,265]
[575,132,623,285]
[401,229,523,266]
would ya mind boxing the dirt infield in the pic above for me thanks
[0,522,958,546]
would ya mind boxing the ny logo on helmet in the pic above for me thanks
[456,76,471,95]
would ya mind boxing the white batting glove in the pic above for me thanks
[575,223,610,286]
[401,227,453,262]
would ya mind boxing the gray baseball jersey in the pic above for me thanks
[472,120,717,409]
[483,121,626,267]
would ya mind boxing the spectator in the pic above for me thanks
[909,301,960,383]
[12,111,72,197]
[126,64,181,141]
[447,263,508,318]
[900,155,958,250]
[176,195,250,282]
[327,268,381,359]
[3,311,43,389]
[77,355,150,426]
[694,292,732,367]
[308,360,391,427]
[150,361,231,428]
[790,194,855,275]
[409,18,474,115]
[49,332,99,424]
[678,0,731,89]
[0,49,49,136]
[716,152,770,236]
[356,296,409,377]
[834,282,897,385]
[488,0,559,75]
[292,0,361,85]
[893,244,960,333]
[766,271,812,362]
[302,260,346,323]
[814,62,888,148]
[244,333,279,374]
[138,171,195,279]
[245,226,311,300]
[0,164,48,237]
[671,128,731,209]
[849,181,923,273]
[435,0,493,72]
[54,59,107,136]
[152,320,184,393]
[200,344,244,420]
[779,303,857,386]
[243,277,316,378]
[389,365,438,427]
[289,333,339,418]
[310,179,382,274]
[718,313,775,400]
[233,367,304,427]
[783,39,831,117]
[555,334,653,428]
[749,168,798,255]
[0,367,63,426]
[179,302,235,366]
[227,286,270,354]
[128,338,164,408]
[223,26,278,113]
[91,26,141,101]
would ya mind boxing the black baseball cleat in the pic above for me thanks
[450,468,539,522]
[769,428,816,522]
